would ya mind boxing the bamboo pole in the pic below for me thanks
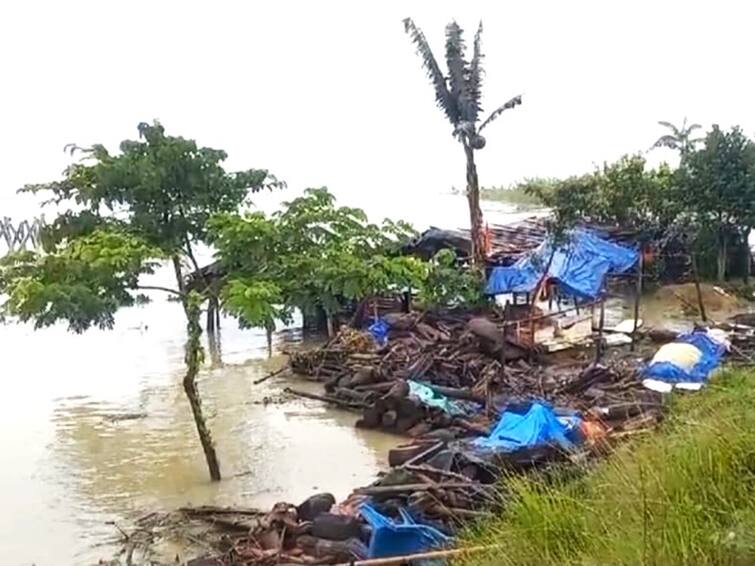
[690,252,708,322]
[631,249,644,351]
[594,294,605,364]
[334,544,504,566]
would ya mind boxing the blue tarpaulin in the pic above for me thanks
[485,229,639,300]
[472,401,581,452]
[643,330,727,384]
[368,317,390,345]
[360,503,450,558]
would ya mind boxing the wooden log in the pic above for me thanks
[423,383,485,404]
[381,410,398,428]
[284,388,367,411]
[354,481,477,496]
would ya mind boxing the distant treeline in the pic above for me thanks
[482,123,755,282]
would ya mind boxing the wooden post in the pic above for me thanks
[547,282,553,310]
[595,294,605,364]
[690,252,708,322]
[631,248,644,351]
[499,308,508,381]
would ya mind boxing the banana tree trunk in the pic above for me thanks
[463,143,486,268]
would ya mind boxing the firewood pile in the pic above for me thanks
[289,310,660,438]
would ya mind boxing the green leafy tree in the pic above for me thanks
[417,249,484,308]
[1,122,279,481]
[527,155,675,232]
[404,18,522,268]
[680,125,755,281]
[209,188,427,337]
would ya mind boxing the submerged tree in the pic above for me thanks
[403,18,522,268]
[0,122,280,481]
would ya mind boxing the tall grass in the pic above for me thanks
[460,369,755,565]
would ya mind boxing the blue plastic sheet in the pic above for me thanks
[472,401,581,452]
[360,503,450,558]
[407,380,481,417]
[485,229,639,300]
[643,330,726,383]
[368,317,390,345]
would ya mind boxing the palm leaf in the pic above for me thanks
[464,21,484,123]
[403,18,458,125]
[478,95,522,132]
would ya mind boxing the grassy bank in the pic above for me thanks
[461,369,755,565]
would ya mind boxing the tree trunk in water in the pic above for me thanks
[463,143,486,268]
[206,296,223,367]
[172,254,221,481]
[183,298,222,481]
[717,231,727,282]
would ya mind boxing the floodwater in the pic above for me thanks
[0,300,404,565]
[0,195,536,565]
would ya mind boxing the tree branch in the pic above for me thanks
[137,285,185,298]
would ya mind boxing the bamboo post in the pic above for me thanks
[631,248,644,351]
[690,252,707,322]
[498,307,507,394]
[334,544,504,566]
[595,293,605,364]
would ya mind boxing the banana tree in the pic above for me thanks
[651,118,703,157]
[404,18,522,268]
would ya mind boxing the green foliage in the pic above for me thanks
[209,188,427,329]
[461,369,755,565]
[417,249,485,308]
[7,121,280,334]
[531,155,677,231]
[26,122,279,257]
[680,125,755,231]
[0,230,162,332]
[222,279,290,330]
[210,188,483,330]
[679,125,755,279]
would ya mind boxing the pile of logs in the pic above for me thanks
[289,310,659,437]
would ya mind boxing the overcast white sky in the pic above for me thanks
[1,0,754,221]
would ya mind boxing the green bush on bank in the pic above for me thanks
[461,369,755,565]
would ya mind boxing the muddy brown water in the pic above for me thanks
[0,300,401,565]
